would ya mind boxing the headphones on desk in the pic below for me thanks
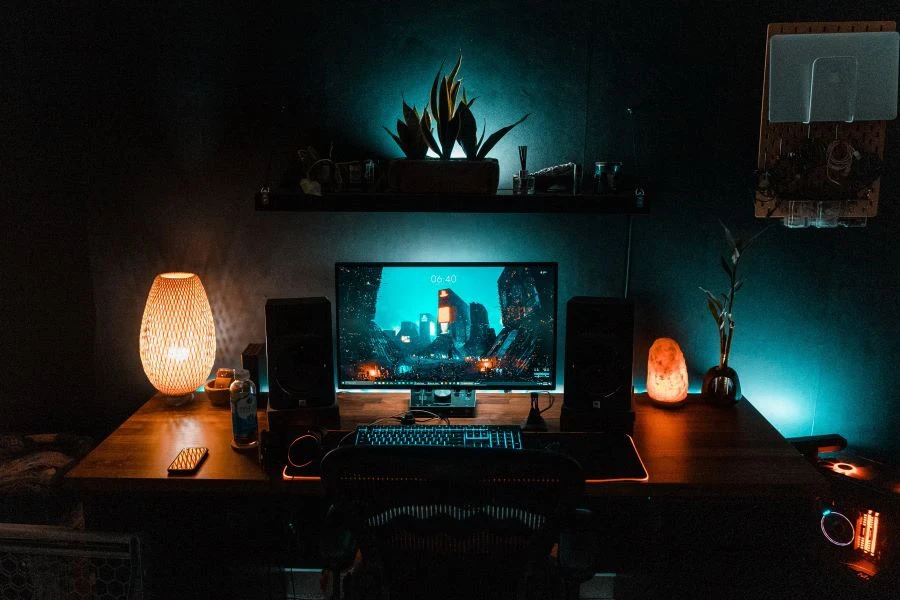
[260,425,328,476]
[286,427,327,469]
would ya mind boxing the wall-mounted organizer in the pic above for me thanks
[756,21,898,228]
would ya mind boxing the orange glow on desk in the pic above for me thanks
[583,435,650,483]
[823,460,878,481]
[832,462,859,476]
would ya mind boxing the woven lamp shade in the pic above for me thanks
[139,272,216,397]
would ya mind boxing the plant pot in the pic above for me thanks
[386,158,499,194]
[701,365,742,406]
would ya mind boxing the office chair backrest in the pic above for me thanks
[320,445,584,600]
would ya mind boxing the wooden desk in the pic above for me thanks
[65,392,828,599]
[67,392,825,498]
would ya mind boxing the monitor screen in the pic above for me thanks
[336,262,557,390]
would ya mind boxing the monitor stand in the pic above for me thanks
[409,388,476,418]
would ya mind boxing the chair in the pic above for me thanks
[320,445,592,600]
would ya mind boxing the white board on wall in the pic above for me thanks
[768,32,899,123]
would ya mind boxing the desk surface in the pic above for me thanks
[67,392,825,498]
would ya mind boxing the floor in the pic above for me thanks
[578,575,616,599]
[281,570,617,599]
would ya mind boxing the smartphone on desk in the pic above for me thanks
[167,447,209,475]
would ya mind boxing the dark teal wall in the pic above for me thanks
[3,1,898,455]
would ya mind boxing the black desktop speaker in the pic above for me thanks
[562,296,635,433]
[241,342,268,409]
[265,298,336,410]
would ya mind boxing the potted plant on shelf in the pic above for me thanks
[700,222,768,406]
[384,53,529,194]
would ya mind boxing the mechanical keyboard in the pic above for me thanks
[354,424,523,449]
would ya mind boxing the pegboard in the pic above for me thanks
[755,21,896,226]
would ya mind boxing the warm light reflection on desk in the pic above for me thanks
[639,396,689,459]
[824,460,876,481]
[155,413,208,470]
[831,462,859,476]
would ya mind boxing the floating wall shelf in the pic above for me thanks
[254,190,649,214]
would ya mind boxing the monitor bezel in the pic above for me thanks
[335,261,558,391]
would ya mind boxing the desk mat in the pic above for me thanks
[281,431,648,482]
[523,432,648,482]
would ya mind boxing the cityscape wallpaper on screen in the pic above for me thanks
[336,264,557,389]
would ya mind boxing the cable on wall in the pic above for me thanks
[622,106,643,300]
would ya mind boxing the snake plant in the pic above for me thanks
[383,98,433,160]
[457,88,529,160]
[384,52,529,160]
[421,53,464,159]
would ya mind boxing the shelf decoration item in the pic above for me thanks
[531,162,579,194]
[139,272,216,405]
[700,223,766,406]
[512,145,535,195]
[594,161,622,194]
[647,338,688,407]
[298,145,341,196]
[384,53,529,194]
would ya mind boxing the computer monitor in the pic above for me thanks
[335,262,557,416]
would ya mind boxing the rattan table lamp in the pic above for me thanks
[139,272,216,405]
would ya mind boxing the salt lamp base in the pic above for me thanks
[650,396,687,409]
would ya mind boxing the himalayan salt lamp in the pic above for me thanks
[647,337,688,406]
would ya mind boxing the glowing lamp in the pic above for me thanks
[647,337,689,406]
[832,462,859,476]
[855,510,880,557]
[139,272,216,403]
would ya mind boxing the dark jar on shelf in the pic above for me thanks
[594,161,622,194]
